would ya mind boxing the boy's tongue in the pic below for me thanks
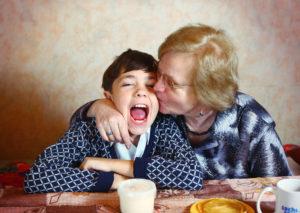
[130,108,146,120]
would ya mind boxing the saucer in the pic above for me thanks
[190,198,254,213]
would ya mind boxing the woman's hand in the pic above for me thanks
[87,99,132,149]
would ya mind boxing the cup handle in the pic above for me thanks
[256,187,275,213]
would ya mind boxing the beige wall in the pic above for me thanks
[0,0,299,161]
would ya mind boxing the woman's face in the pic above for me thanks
[154,52,200,116]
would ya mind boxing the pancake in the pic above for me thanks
[190,198,254,213]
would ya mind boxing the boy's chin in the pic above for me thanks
[128,126,149,136]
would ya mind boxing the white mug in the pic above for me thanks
[117,179,156,213]
[257,179,300,213]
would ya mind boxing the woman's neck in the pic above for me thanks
[184,108,217,147]
[185,108,217,131]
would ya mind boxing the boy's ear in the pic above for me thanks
[104,91,112,100]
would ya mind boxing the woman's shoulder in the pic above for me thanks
[234,92,275,126]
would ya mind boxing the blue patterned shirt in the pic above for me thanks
[24,114,203,193]
[66,92,292,182]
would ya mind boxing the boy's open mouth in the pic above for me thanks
[130,104,149,123]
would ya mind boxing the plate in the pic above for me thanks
[190,198,254,213]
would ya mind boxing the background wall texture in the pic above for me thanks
[0,0,299,161]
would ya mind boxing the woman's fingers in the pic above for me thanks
[118,120,132,149]
[93,98,132,148]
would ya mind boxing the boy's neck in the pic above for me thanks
[130,134,141,147]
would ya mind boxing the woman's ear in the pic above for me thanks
[104,91,112,100]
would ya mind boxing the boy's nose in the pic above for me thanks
[135,87,147,97]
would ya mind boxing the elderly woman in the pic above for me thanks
[72,24,291,179]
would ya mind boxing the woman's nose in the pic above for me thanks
[154,77,165,92]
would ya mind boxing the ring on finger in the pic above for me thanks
[107,131,113,136]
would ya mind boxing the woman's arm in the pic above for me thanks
[70,99,132,148]
[248,124,292,177]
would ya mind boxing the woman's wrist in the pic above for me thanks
[86,99,115,117]
[87,100,98,117]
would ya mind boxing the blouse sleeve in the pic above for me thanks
[248,123,292,177]
[69,100,97,127]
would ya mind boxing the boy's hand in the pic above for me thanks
[110,173,129,190]
[80,158,130,191]
[80,157,112,172]
[87,99,133,149]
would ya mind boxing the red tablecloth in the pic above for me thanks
[1,176,299,213]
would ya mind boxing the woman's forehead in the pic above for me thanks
[158,52,194,78]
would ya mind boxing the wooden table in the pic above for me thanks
[1,176,299,213]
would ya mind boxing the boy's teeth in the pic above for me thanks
[130,104,148,121]
[134,104,146,108]
[133,118,147,123]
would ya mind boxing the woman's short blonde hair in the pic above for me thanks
[158,24,239,111]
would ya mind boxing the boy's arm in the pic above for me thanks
[134,116,203,190]
[111,173,129,190]
[24,121,115,193]
[77,117,203,191]
[80,157,134,177]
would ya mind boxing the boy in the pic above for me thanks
[24,49,202,193]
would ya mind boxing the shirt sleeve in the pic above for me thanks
[24,121,114,193]
[248,123,292,177]
[134,116,203,190]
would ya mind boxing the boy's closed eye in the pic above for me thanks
[146,78,156,88]
[122,83,133,87]
[120,78,135,87]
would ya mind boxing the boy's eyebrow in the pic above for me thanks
[119,74,157,81]
[119,75,135,80]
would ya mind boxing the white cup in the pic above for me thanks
[257,179,300,213]
[117,178,156,213]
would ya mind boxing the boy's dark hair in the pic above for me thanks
[102,49,158,92]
